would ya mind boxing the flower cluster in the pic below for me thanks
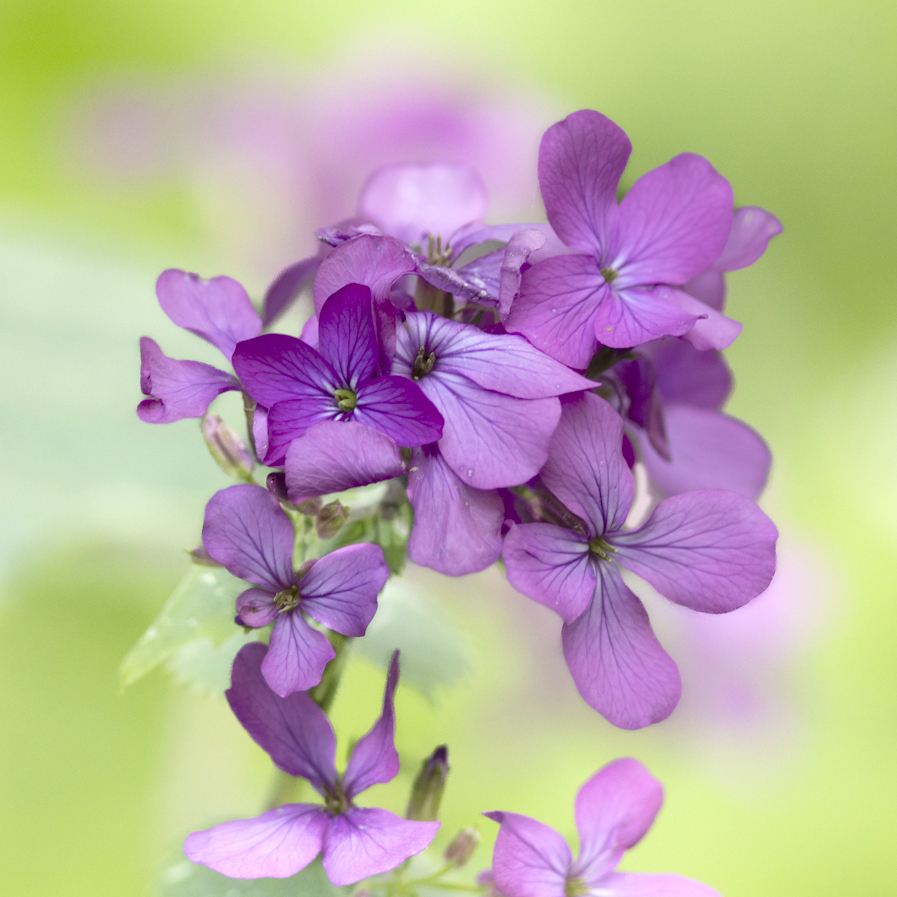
[137,108,781,891]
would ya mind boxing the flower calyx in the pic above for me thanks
[588,536,617,562]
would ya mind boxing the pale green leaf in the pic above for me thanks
[165,629,265,694]
[157,859,346,897]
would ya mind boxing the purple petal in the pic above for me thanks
[359,161,487,245]
[540,394,634,537]
[232,334,338,408]
[322,808,439,887]
[507,254,606,368]
[344,651,399,796]
[499,228,547,320]
[483,811,572,897]
[668,289,742,351]
[681,270,726,311]
[539,109,631,256]
[614,355,668,459]
[613,154,733,287]
[184,804,327,879]
[561,563,681,729]
[301,543,389,637]
[317,282,379,385]
[396,311,593,400]
[570,759,662,883]
[262,611,337,696]
[226,642,338,790]
[235,588,277,627]
[610,490,778,612]
[598,872,721,897]
[450,222,553,259]
[712,206,783,272]
[137,337,239,423]
[648,340,731,409]
[636,405,771,499]
[417,256,500,305]
[263,255,321,327]
[502,523,594,623]
[202,484,295,590]
[407,446,504,575]
[284,421,405,502]
[156,269,261,362]
[354,375,445,446]
[300,313,320,348]
[593,286,698,350]
[265,397,341,467]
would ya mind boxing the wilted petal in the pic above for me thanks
[483,811,571,897]
[508,254,606,369]
[322,808,439,887]
[235,588,277,627]
[344,651,400,796]
[156,269,261,362]
[540,394,634,536]
[561,564,681,729]
[226,642,338,790]
[137,337,239,423]
[713,206,783,272]
[610,490,778,613]
[499,228,547,320]
[301,543,389,637]
[184,804,327,879]
[648,340,731,409]
[359,162,487,245]
[354,375,445,446]
[407,446,503,575]
[317,282,379,385]
[263,255,321,326]
[593,286,697,350]
[202,484,295,590]
[284,420,405,502]
[539,109,631,256]
[614,154,733,288]
[668,289,742,351]
[502,523,594,623]
[569,759,663,883]
[263,611,336,696]
[636,405,771,499]
[598,872,721,897]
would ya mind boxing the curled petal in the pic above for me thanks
[610,490,778,613]
[156,269,261,362]
[668,289,742,351]
[262,611,336,696]
[713,206,783,272]
[499,228,547,321]
[184,804,327,879]
[561,564,681,729]
[322,808,439,887]
[263,255,321,327]
[235,588,277,627]
[137,337,239,424]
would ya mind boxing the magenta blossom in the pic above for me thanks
[502,392,777,728]
[202,484,389,696]
[185,645,439,885]
[485,758,720,897]
[507,109,740,367]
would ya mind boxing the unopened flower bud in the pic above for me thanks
[187,545,222,567]
[406,745,448,821]
[444,827,479,868]
[201,414,254,480]
[316,501,349,539]
[266,471,290,502]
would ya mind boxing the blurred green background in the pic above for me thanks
[2,1,896,894]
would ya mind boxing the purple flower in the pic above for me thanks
[202,484,389,696]
[507,109,740,367]
[232,282,443,466]
[502,393,777,728]
[484,758,720,897]
[185,645,439,885]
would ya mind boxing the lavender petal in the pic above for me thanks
[262,611,337,697]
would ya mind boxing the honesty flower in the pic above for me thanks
[202,483,389,696]
[507,109,740,367]
[502,392,777,728]
[485,758,720,897]
[185,645,439,885]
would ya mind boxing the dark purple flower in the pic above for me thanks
[502,393,777,728]
[202,484,389,696]
[185,645,439,885]
[507,109,740,367]
[392,311,593,490]
[233,282,443,466]
[484,758,720,897]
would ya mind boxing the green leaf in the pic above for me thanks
[157,859,347,897]
[165,629,264,694]
[119,564,247,689]
[355,577,471,701]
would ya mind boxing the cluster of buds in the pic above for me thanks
[137,108,780,892]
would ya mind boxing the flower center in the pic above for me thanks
[565,877,590,897]
[588,536,616,562]
[334,388,357,412]
[600,267,618,284]
[323,779,351,816]
[427,233,453,267]
[273,584,301,613]
[412,346,436,380]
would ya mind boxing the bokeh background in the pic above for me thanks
[1,1,896,894]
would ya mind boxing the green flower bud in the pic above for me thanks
[406,745,449,821]
[444,827,479,868]
[201,414,254,480]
